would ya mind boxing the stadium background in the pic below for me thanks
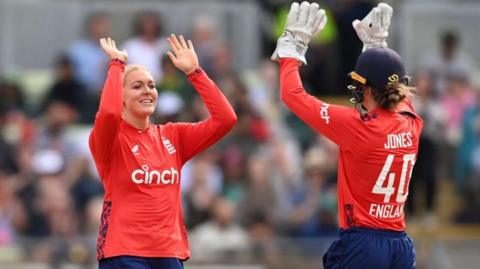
[1,0,480,268]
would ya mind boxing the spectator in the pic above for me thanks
[269,136,303,221]
[421,30,478,96]
[212,43,234,81]
[190,198,250,261]
[42,54,87,121]
[221,74,271,147]
[440,69,475,147]
[184,157,223,229]
[190,16,222,78]
[157,55,194,105]
[247,212,279,265]
[245,60,280,123]
[36,175,78,237]
[154,91,185,124]
[0,80,25,113]
[21,175,79,264]
[455,86,480,223]
[0,175,27,246]
[284,147,337,238]
[68,12,111,93]
[408,69,446,223]
[123,11,168,81]
[220,145,247,204]
[84,195,103,235]
[17,174,78,239]
[239,150,277,226]
[18,99,86,189]
[0,108,20,176]
[429,69,475,181]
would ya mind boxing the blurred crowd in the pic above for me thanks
[1,0,480,267]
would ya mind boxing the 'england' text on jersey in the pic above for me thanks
[384,132,413,149]
[369,203,404,219]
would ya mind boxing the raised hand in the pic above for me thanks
[287,2,327,40]
[352,3,393,51]
[271,1,327,65]
[166,34,199,75]
[99,37,128,62]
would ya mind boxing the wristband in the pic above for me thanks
[110,59,125,70]
[187,68,204,79]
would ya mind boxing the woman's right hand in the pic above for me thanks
[99,37,128,62]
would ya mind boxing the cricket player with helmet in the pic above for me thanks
[272,2,422,269]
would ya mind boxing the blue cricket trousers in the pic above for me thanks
[323,227,416,269]
[99,256,184,269]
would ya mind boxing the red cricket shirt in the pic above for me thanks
[279,58,423,231]
[89,60,236,260]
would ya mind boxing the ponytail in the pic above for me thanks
[372,83,413,110]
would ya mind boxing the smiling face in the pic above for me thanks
[123,66,158,118]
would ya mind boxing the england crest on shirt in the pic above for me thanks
[162,137,176,155]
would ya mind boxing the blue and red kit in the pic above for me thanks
[89,60,236,261]
[279,58,422,269]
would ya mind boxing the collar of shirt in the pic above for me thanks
[120,119,152,135]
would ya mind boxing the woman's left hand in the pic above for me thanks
[166,34,200,75]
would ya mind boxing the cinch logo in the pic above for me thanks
[320,103,330,124]
[131,165,179,185]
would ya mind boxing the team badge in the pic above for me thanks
[162,137,176,155]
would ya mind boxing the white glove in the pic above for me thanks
[352,3,393,52]
[271,1,327,65]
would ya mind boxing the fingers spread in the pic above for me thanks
[286,2,300,25]
[310,2,319,9]
[315,9,327,35]
[99,38,107,49]
[179,35,188,49]
[166,51,177,63]
[306,2,320,32]
[167,37,173,51]
[297,1,310,26]
[187,39,194,50]
[167,34,181,52]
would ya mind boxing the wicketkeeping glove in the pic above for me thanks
[271,1,327,65]
[352,3,393,52]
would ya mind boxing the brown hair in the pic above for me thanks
[372,83,414,110]
[123,64,149,86]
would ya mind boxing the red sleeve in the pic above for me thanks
[279,58,358,148]
[174,68,237,164]
[89,60,124,165]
